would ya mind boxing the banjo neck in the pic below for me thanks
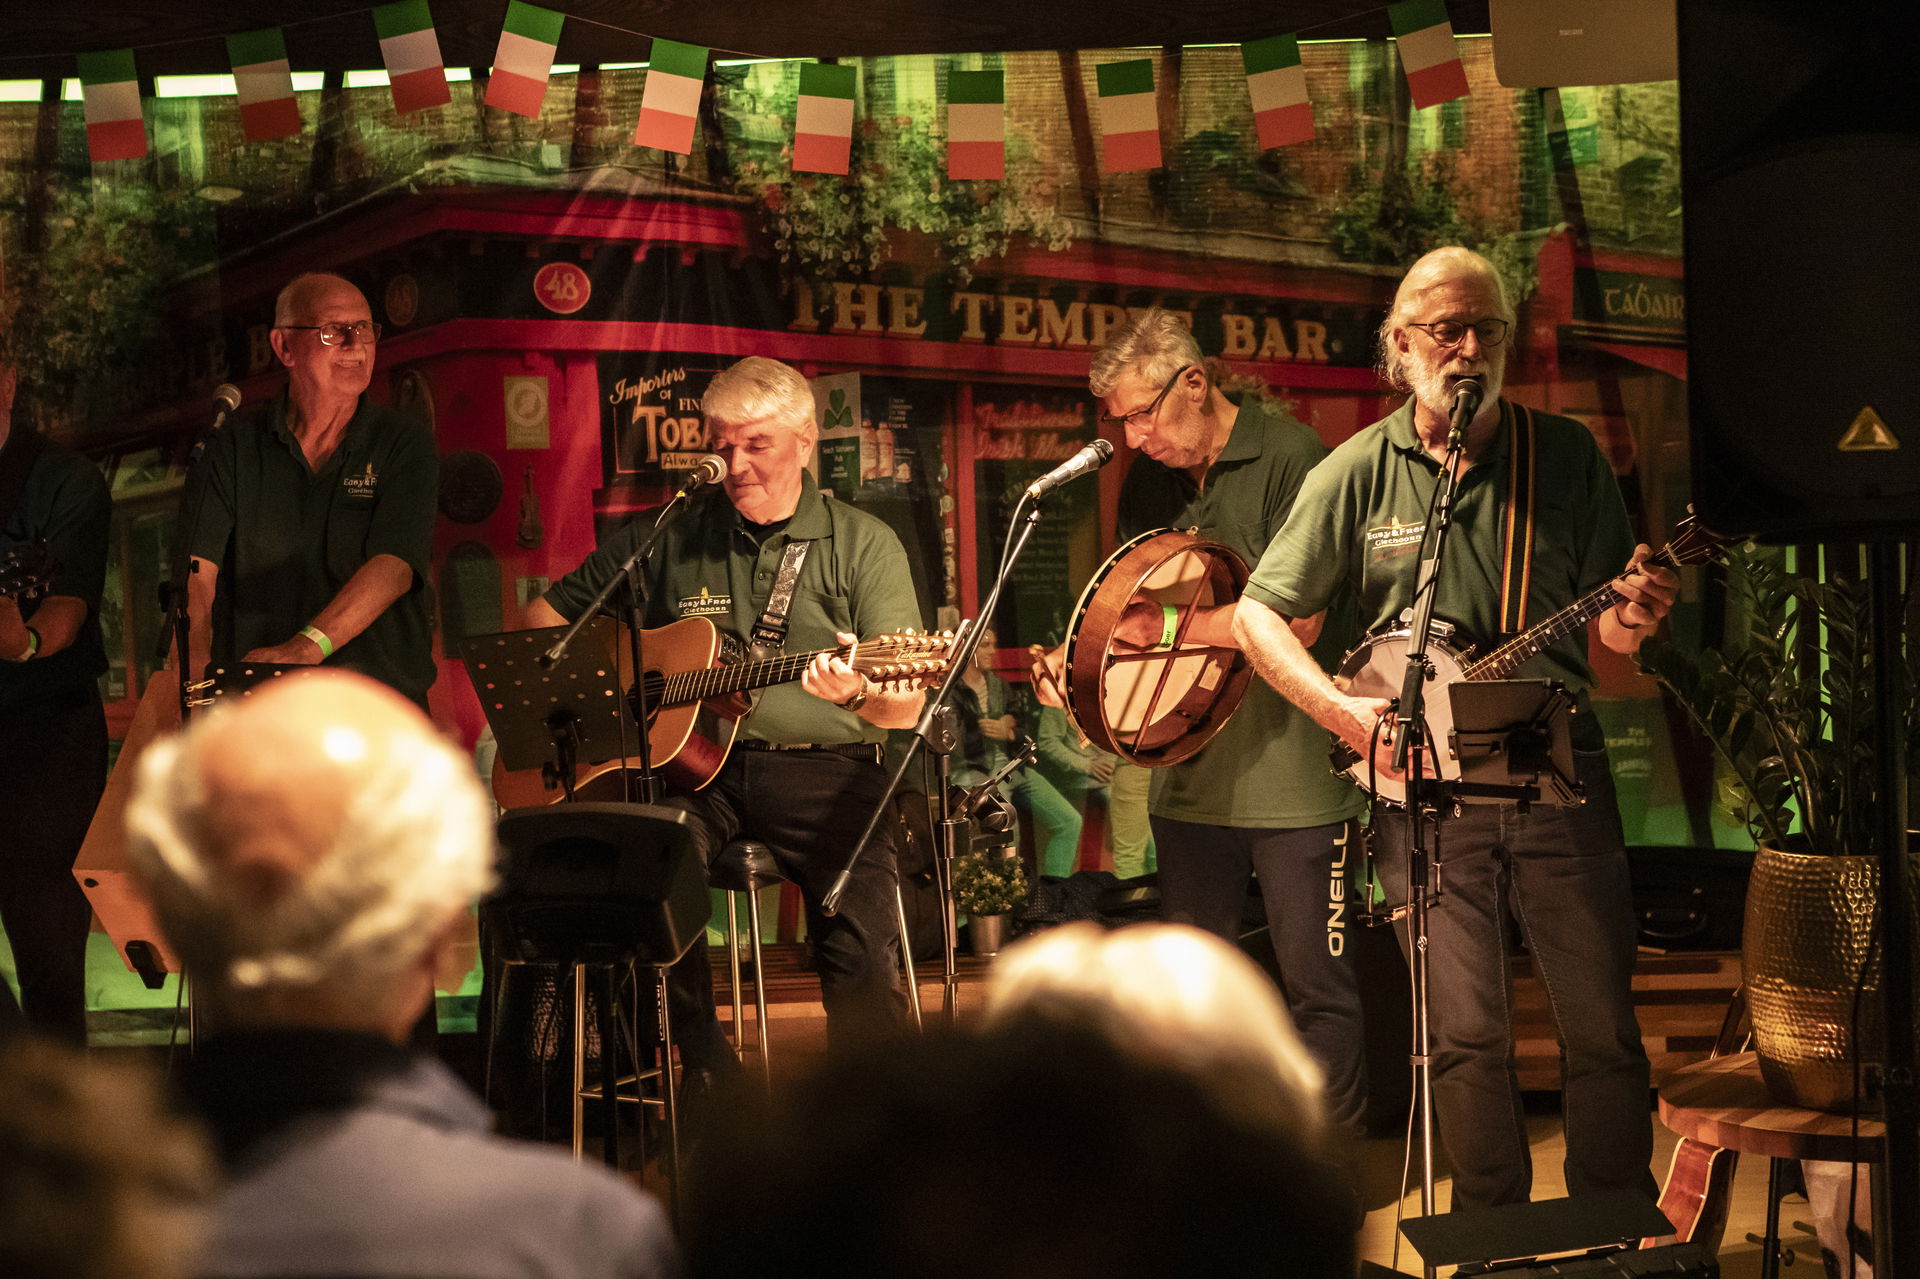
[1461,544,1682,681]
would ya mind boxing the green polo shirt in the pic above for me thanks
[0,427,110,707]
[1244,398,1634,696]
[189,394,438,704]
[544,470,923,747]
[1116,397,1364,830]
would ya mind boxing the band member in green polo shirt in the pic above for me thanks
[1234,246,1676,1209]
[1030,311,1370,1137]
[1,368,112,1043]
[528,356,924,1064]
[185,273,436,708]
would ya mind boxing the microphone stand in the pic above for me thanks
[539,481,705,803]
[165,403,234,723]
[1386,388,1475,1248]
[820,489,1049,1021]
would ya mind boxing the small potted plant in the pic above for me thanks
[951,848,1029,957]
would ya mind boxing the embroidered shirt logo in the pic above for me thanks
[678,586,730,618]
[341,462,379,500]
[1365,516,1425,557]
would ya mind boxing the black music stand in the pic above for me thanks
[1446,679,1583,809]
[484,803,706,1203]
[462,623,634,801]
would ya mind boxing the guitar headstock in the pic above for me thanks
[1656,509,1738,571]
[0,546,58,604]
[852,628,958,689]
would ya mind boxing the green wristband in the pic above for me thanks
[1158,604,1180,649]
[300,625,335,659]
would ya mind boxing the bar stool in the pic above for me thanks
[709,838,784,1081]
[485,803,706,1204]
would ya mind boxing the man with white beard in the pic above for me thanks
[1232,246,1675,1210]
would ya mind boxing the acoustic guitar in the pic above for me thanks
[487,615,955,807]
[1331,512,1732,804]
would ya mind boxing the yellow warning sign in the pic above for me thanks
[1837,406,1900,452]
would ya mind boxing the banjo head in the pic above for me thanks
[1062,528,1253,767]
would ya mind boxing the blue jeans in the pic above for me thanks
[1152,816,1368,1135]
[1372,746,1655,1210]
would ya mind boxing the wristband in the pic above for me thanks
[6,626,38,662]
[1157,604,1180,649]
[300,625,336,659]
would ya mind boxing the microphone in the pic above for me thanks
[1025,438,1115,501]
[675,453,726,498]
[1447,377,1482,446]
[190,383,243,465]
[209,382,241,433]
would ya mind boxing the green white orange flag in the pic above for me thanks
[77,49,147,163]
[486,1,565,117]
[793,63,857,175]
[373,0,451,114]
[1242,35,1313,148]
[1095,59,1160,173]
[947,69,1005,180]
[633,38,708,153]
[1389,0,1469,109]
[227,27,302,143]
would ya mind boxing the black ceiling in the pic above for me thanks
[0,0,1491,81]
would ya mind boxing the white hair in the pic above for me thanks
[983,923,1327,1138]
[1087,308,1204,399]
[703,356,815,434]
[1375,245,1514,393]
[124,714,495,1014]
[273,272,362,327]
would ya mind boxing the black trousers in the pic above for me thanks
[0,683,106,1044]
[662,746,908,1066]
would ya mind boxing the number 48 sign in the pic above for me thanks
[533,261,591,315]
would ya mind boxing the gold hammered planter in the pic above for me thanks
[1744,846,1917,1113]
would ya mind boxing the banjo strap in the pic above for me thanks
[1498,401,1537,635]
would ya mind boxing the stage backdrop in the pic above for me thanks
[0,36,1725,847]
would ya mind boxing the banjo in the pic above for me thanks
[1332,512,1732,804]
[1060,528,1254,767]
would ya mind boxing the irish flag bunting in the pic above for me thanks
[1389,0,1469,109]
[793,63,857,175]
[947,69,1005,181]
[633,38,708,153]
[373,0,451,114]
[1243,35,1313,149]
[78,50,147,163]
[227,27,302,143]
[1095,59,1160,173]
[486,1,565,117]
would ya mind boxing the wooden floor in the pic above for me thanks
[710,942,1802,1276]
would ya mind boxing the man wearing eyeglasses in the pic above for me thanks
[1233,246,1675,1210]
[1029,309,1371,1144]
[183,272,436,709]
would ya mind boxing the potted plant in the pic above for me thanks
[1638,546,1920,1110]
[951,848,1029,958]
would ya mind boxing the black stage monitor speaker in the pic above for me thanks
[1680,1,1919,542]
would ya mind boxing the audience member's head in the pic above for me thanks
[985,921,1329,1144]
[125,671,494,1036]
[684,989,1357,1279]
[0,1037,217,1279]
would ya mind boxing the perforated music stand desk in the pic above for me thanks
[1447,678,1581,807]
[461,622,636,775]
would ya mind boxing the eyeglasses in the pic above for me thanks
[1406,318,1510,349]
[1098,364,1193,430]
[280,321,382,347]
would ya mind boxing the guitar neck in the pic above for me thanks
[1463,549,1678,682]
[656,646,837,707]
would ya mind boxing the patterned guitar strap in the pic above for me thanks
[747,537,813,667]
[1498,402,1538,637]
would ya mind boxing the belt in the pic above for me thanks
[737,740,883,764]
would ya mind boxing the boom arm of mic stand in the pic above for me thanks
[1391,431,1468,774]
[822,496,1047,916]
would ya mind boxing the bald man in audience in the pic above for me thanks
[125,671,679,1279]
